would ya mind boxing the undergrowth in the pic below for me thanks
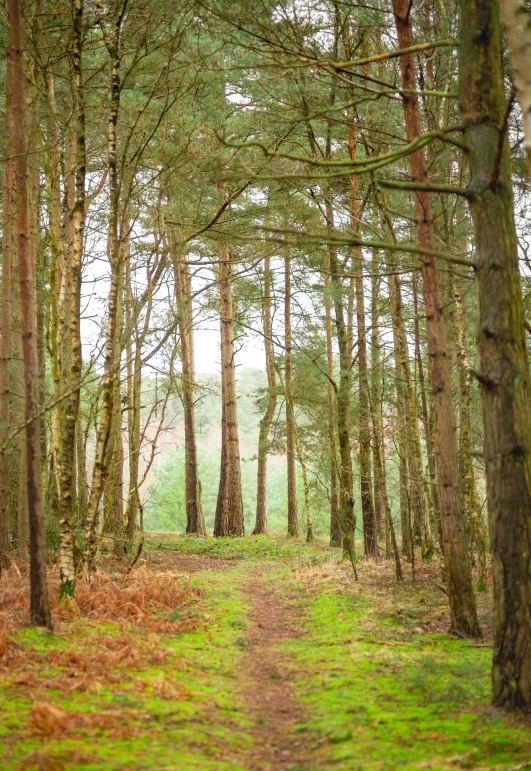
[285,563,531,771]
[1,539,528,771]
[144,532,333,564]
[0,561,252,770]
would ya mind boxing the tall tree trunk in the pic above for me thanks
[370,249,388,546]
[214,243,244,536]
[284,250,299,537]
[347,135,375,556]
[453,276,488,592]
[9,0,51,627]
[50,0,85,592]
[325,200,355,561]
[355,251,375,556]
[386,257,412,558]
[393,0,481,638]
[173,249,206,536]
[412,273,441,547]
[110,390,124,556]
[0,39,15,568]
[254,254,277,535]
[324,248,340,547]
[83,27,123,574]
[460,0,531,707]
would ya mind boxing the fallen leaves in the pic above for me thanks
[28,701,123,737]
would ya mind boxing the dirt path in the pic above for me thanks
[238,571,312,771]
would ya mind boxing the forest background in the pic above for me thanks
[2,0,531,718]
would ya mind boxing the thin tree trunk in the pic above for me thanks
[173,249,206,536]
[412,273,441,547]
[0,41,15,567]
[393,0,481,638]
[254,254,277,535]
[51,0,85,592]
[214,243,244,537]
[453,276,487,592]
[386,258,412,558]
[460,0,531,706]
[370,249,389,546]
[83,29,124,574]
[324,248,340,547]
[325,200,355,563]
[347,132,375,556]
[9,0,51,627]
[284,250,299,537]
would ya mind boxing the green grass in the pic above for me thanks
[0,568,253,771]
[2,539,530,771]
[286,585,531,770]
[144,532,333,563]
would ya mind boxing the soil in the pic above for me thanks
[170,555,312,770]
[237,572,311,771]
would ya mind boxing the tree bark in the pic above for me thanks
[254,254,277,535]
[9,0,51,627]
[173,249,206,536]
[460,0,531,707]
[370,249,389,546]
[214,243,244,537]
[324,248,341,547]
[284,251,299,537]
[453,276,488,592]
[50,0,85,592]
[0,39,15,568]
[83,23,124,574]
[325,200,355,560]
[393,0,481,638]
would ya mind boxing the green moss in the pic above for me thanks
[285,587,531,770]
[0,566,253,771]
[144,532,333,563]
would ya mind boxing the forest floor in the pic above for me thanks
[1,535,531,771]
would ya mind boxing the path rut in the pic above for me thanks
[238,571,311,771]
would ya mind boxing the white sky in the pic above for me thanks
[194,327,265,374]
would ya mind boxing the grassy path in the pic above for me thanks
[1,536,531,770]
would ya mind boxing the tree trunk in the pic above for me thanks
[453,276,488,592]
[83,31,123,574]
[386,258,412,558]
[50,0,85,592]
[370,249,389,546]
[460,0,531,707]
[173,250,206,536]
[324,248,340,547]
[9,0,51,627]
[0,40,15,567]
[254,254,277,535]
[348,133,375,556]
[393,0,481,638]
[412,273,441,546]
[214,243,244,537]
[284,251,299,537]
[355,253,375,556]
[325,201,355,560]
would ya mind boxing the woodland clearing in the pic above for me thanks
[1,535,530,771]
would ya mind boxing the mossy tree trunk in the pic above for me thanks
[393,0,481,639]
[460,0,531,708]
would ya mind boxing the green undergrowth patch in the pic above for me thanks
[286,583,531,770]
[144,532,333,564]
[0,567,252,770]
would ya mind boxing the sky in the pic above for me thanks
[194,326,265,375]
